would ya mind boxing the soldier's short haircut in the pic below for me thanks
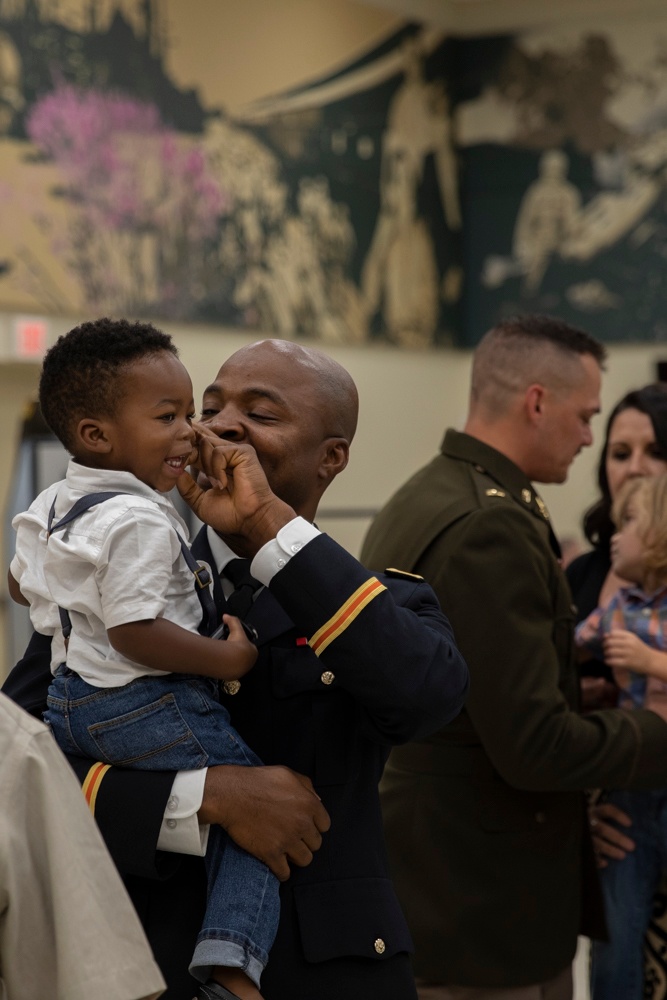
[39,317,176,453]
[470,314,606,416]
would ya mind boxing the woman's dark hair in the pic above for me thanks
[583,384,667,548]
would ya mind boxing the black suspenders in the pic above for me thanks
[47,491,218,639]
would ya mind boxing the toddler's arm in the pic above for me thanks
[7,569,29,606]
[574,604,607,656]
[603,629,667,682]
[107,614,257,681]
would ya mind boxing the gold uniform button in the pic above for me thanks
[535,496,550,519]
[522,488,532,504]
[223,680,241,696]
[374,938,386,955]
[321,670,335,686]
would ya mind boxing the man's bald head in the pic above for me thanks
[229,339,359,443]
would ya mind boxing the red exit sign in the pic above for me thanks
[14,317,49,359]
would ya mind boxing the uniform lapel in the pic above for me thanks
[191,527,294,645]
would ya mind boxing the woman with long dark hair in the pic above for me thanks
[567,383,667,999]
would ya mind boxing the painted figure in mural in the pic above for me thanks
[361,35,461,349]
[386,37,461,234]
[512,149,582,294]
[560,140,666,264]
[482,141,666,302]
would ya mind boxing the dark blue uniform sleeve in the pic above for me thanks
[2,630,177,880]
[268,533,469,744]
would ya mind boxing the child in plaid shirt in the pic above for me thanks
[576,473,667,999]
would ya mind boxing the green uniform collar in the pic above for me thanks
[441,428,552,526]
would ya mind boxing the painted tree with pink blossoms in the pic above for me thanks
[27,84,229,315]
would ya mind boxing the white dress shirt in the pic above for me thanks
[158,517,320,855]
[12,461,203,686]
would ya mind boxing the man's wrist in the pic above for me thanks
[157,769,209,856]
[251,517,321,585]
[199,764,237,827]
[245,498,297,552]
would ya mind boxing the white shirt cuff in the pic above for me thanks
[156,769,210,856]
[251,517,321,585]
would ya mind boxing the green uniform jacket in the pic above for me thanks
[360,428,667,988]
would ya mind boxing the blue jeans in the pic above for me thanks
[45,666,279,987]
[590,787,667,1000]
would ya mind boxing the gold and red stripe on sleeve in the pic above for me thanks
[309,577,387,657]
[81,762,111,816]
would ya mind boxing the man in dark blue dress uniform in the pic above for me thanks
[4,338,468,1000]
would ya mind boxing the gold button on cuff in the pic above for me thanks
[374,938,386,954]
[321,671,335,686]
[223,680,241,696]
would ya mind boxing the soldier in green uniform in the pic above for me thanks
[361,315,667,1000]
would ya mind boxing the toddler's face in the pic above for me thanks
[104,351,196,493]
[611,500,646,584]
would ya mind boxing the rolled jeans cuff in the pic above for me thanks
[190,939,265,989]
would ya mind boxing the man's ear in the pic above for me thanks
[75,417,113,454]
[525,384,546,424]
[318,437,350,485]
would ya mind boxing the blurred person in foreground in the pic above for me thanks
[0,690,165,1000]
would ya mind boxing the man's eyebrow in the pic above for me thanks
[201,384,286,406]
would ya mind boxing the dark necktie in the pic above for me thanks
[224,558,262,619]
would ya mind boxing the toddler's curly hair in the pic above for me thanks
[39,317,176,453]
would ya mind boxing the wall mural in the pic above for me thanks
[3,3,667,346]
[458,21,667,345]
[0,1,461,348]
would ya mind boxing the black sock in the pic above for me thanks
[196,981,242,1000]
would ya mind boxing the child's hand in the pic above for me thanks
[219,614,258,679]
[603,629,652,673]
